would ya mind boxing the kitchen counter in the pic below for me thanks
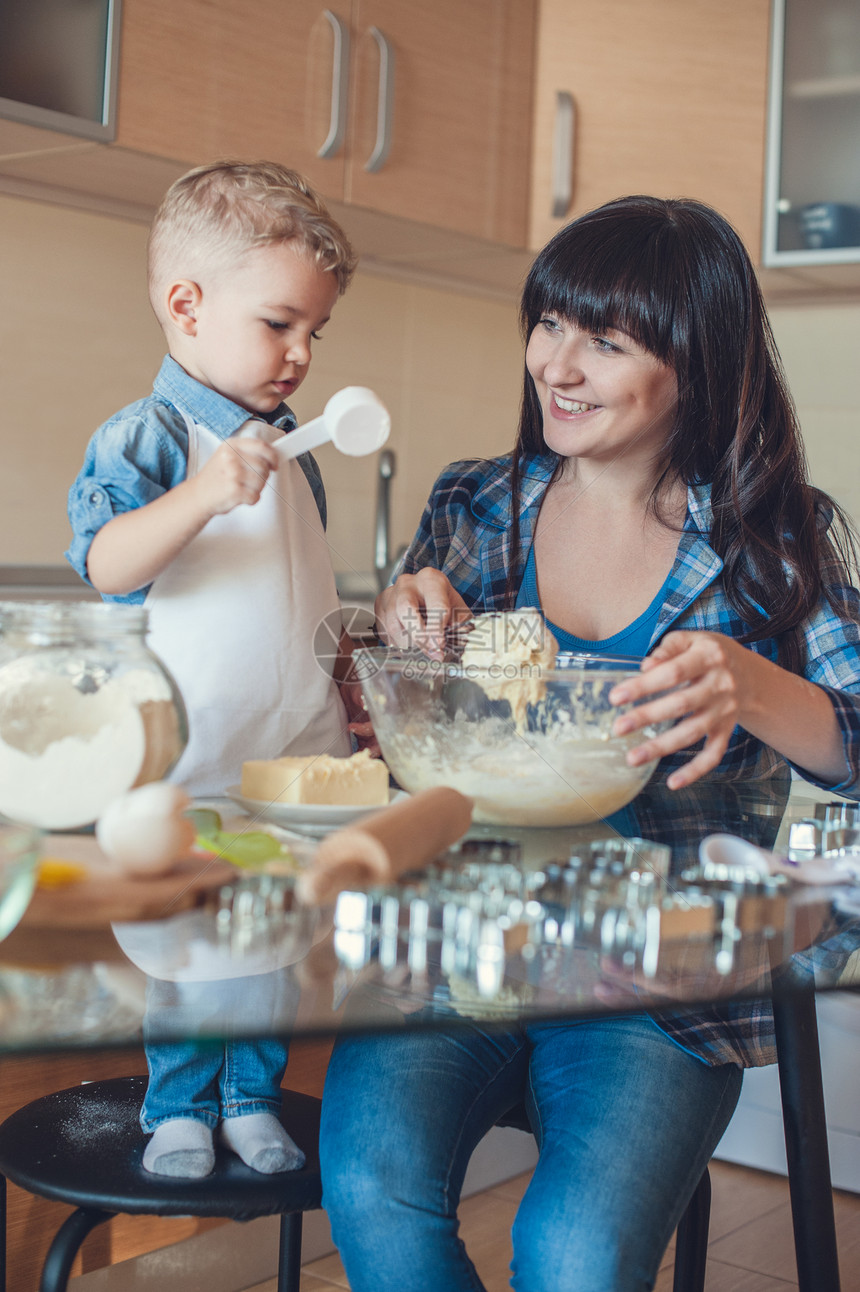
[0,563,99,602]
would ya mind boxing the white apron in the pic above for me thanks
[145,412,350,796]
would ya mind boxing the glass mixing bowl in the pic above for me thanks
[356,648,674,827]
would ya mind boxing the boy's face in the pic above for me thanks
[179,241,339,416]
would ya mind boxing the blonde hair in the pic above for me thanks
[147,160,357,325]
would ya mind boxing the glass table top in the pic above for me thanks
[0,774,857,1053]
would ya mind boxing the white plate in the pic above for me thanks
[225,786,406,837]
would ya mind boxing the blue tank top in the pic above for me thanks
[515,542,670,658]
[514,543,673,838]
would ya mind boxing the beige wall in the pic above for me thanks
[0,191,522,585]
[1,195,163,566]
[1,191,858,588]
[287,272,523,588]
[769,304,860,533]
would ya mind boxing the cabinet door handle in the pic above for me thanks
[318,9,351,159]
[551,91,575,218]
[364,26,396,172]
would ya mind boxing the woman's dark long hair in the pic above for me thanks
[508,195,858,670]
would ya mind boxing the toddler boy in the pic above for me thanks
[67,159,360,795]
[67,160,361,1176]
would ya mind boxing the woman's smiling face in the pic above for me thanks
[525,316,679,472]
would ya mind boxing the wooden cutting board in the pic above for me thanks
[21,834,238,929]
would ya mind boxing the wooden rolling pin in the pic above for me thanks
[295,786,473,905]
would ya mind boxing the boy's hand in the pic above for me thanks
[193,438,280,516]
[85,431,281,596]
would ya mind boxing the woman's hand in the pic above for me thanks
[375,569,471,659]
[608,631,762,790]
[611,629,848,791]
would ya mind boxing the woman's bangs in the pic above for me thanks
[524,228,677,361]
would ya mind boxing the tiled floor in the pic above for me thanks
[245,1159,860,1291]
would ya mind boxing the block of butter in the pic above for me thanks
[240,749,390,806]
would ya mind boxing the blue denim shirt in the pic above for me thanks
[65,355,327,604]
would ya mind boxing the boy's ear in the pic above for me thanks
[165,280,202,334]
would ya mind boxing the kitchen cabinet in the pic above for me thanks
[0,0,534,259]
[340,1,534,245]
[4,0,860,301]
[527,0,773,259]
[87,0,535,247]
[762,0,860,266]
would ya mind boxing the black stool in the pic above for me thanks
[496,1102,711,1292]
[0,1076,322,1292]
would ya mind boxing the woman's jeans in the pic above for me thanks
[140,970,298,1132]
[319,1012,743,1292]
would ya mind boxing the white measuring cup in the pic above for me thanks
[278,386,390,459]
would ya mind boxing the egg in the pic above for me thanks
[96,782,196,877]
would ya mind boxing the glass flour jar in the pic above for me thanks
[0,602,188,829]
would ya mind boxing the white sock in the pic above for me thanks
[142,1118,215,1178]
[219,1112,305,1174]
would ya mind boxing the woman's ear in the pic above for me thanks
[165,280,202,334]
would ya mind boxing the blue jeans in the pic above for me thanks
[140,971,298,1132]
[319,1012,743,1292]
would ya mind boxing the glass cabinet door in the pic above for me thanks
[763,0,860,264]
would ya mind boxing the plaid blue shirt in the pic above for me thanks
[400,452,860,798]
[399,452,860,1065]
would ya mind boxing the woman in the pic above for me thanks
[319,197,860,1291]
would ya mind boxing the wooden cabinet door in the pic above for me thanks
[529,0,772,258]
[345,0,535,246]
[114,0,347,201]
[109,0,536,245]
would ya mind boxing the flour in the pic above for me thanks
[59,1099,133,1147]
[0,663,182,829]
